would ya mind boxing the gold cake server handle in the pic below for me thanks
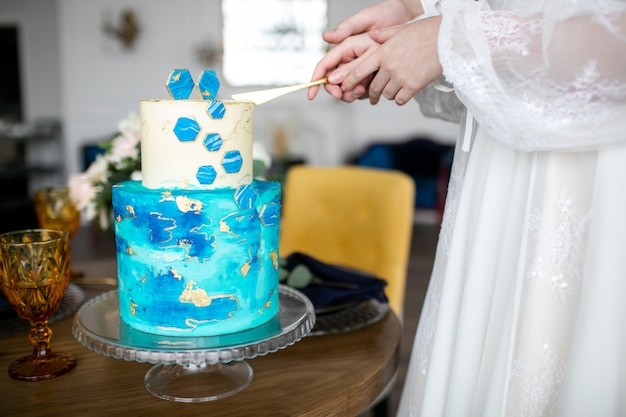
[231,78,328,105]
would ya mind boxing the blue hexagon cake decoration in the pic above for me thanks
[234,184,257,209]
[203,133,223,151]
[207,101,226,119]
[222,150,243,173]
[196,165,217,184]
[173,117,201,142]
[166,69,195,100]
[259,203,279,226]
[198,70,220,100]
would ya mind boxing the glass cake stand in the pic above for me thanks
[72,285,315,403]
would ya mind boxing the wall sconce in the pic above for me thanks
[196,40,223,67]
[102,8,140,50]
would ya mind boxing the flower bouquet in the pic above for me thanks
[69,113,141,230]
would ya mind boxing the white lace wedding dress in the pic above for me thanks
[398,1,626,416]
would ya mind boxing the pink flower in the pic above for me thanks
[110,130,140,162]
[68,173,96,219]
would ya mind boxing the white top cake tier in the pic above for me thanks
[140,99,255,190]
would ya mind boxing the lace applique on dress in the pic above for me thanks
[518,60,626,145]
[482,12,541,56]
[509,340,567,417]
[526,189,590,303]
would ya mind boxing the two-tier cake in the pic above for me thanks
[112,69,281,337]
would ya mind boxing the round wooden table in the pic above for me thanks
[0,283,401,417]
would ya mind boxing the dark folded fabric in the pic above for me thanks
[284,252,388,309]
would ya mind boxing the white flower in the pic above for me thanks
[117,112,140,134]
[85,155,109,183]
[98,207,110,230]
[253,141,271,168]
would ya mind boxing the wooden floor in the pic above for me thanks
[360,223,440,416]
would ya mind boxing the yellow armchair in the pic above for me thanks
[280,165,415,317]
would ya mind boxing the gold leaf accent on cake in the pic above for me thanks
[175,196,203,213]
[159,192,176,205]
[170,269,183,280]
[240,262,251,277]
[258,300,272,315]
[179,281,236,308]
[258,289,274,314]
[270,251,279,270]
[179,281,212,306]
[130,301,138,316]
[117,205,136,223]
[126,247,134,255]
[219,220,230,233]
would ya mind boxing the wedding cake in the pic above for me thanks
[112,69,281,337]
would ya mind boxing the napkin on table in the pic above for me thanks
[282,252,388,310]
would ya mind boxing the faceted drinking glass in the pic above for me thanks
[34,187,81,240]
[0,229,76,381]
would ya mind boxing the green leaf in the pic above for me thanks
[286,264,313,288]
[279,268,289,282]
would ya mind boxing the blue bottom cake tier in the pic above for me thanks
[112,179,281,337]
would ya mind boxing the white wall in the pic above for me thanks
[2,0,458,178]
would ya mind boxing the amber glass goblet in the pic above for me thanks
[0,229,76,381]
[34,187,81,240]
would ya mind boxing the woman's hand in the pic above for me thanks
[308,0,423,100]
[341,16,443,105]
[323,0,420,44]
[308,33,381,102]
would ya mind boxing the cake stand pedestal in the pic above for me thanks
[72,286,315,403]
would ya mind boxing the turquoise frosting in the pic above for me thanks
[112,180,281,337]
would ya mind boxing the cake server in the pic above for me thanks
[231,78,328,105]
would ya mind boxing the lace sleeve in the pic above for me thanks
[438,0,626,152]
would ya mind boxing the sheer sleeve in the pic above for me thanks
[437,0,626,151]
